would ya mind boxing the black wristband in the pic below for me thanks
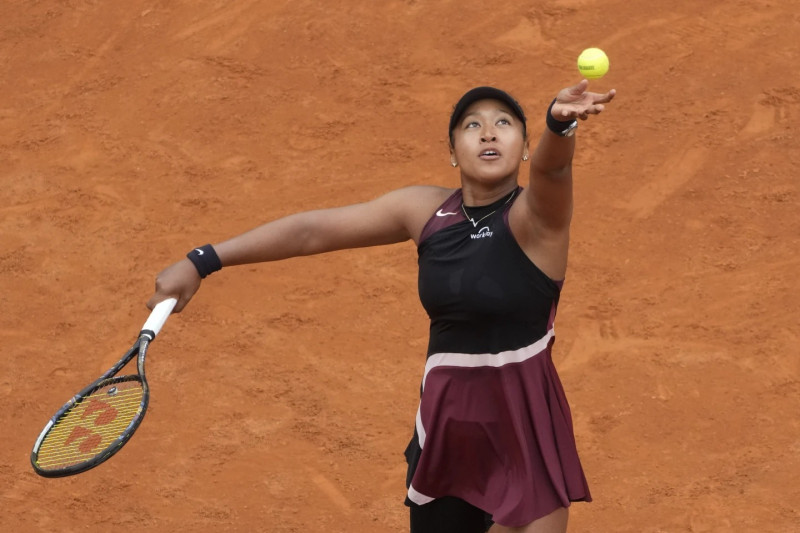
[186,244,222,279]
[546,98,578,137]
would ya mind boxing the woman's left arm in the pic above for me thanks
[526,80,616,232]
[512,80,615,279]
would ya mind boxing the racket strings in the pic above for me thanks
[35,382,145,470]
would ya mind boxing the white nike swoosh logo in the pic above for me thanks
[436,209,459,217]
[195,248,204,255]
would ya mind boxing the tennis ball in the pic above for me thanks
[577,48,609,79]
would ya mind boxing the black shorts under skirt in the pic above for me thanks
[409,496,493,533]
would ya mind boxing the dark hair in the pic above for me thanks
[448,86,527,145]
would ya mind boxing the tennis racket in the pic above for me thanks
[31,297,177,477]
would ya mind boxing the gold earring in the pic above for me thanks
[522,155,529,161]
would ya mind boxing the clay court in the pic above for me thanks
[2,1,798,531]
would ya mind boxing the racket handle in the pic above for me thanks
[140,298,178,340]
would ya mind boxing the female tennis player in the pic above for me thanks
[148,79,616,533]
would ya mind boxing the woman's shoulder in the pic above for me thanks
[384,185,458,243]
[385,185,457,213]
[394,184,456,199]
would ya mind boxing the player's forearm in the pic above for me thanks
[212,210,330,267]
[525,129,575,232]
[529,130,575,181]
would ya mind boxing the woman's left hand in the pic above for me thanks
[551,80,616,121]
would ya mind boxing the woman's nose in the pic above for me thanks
[481,126,497,142]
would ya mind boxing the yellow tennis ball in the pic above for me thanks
[577,48,609,79]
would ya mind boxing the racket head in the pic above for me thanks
[31,347,151,477]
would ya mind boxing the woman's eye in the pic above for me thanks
[466,121,480,128]
[497,118,510,126]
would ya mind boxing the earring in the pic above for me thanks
[522,155,529,161]
[451,162,458,167]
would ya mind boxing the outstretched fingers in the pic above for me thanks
[566,79,590,96]
[594,88,616,104]
[553,82,616,120]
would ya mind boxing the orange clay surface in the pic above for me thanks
[1,1,798,532]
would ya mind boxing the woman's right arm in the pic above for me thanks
[147,185,450,312]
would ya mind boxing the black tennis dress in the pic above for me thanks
[404,187,591,527]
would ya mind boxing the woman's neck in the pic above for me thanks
[460,180,519,207]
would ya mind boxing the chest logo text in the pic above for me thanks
[470,226,493,239]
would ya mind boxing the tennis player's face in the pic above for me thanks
[450,99,528,184]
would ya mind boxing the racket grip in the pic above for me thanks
[140,298,178,340]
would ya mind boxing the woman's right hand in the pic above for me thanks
[146,258,202,312]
